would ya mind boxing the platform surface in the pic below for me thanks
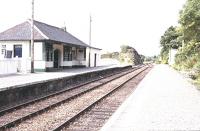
[0,65,121,90]
[101,64,200,131]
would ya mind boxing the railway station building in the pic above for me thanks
[0,20,101,74]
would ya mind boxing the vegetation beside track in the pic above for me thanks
[159,0,200,86]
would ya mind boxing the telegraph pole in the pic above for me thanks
[88,15,92,67]
[31,0,34,73]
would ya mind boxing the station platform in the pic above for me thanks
[0,64,134,111]
[101,64,200,130]
[0,65,121,90]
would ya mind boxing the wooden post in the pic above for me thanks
[31,0,34,73]
[88,15,92,67]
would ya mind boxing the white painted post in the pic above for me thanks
[88,15,92,67]
[31,0,35,73]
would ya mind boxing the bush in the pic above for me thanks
[193,58,200,72]
[155,59,161,64]
[183,57,197,69]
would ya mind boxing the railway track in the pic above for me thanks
[0,65,143,130]
[0,66,132,116]
[53,65,152,131]
[62,66,152,131]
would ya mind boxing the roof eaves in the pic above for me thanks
[65,31,89,47]
[90,46,102,50]
[0,39,47,42]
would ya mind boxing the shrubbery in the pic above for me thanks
[160,0,200,85]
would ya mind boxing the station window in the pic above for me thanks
[63,46,72,61]
[14,45,22,58]
[6,50,12,58]
[46,44,53,61]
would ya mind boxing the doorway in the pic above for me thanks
[94,53,97,67]
[54,49,59,68]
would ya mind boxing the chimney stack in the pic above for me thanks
[61,26,66,32]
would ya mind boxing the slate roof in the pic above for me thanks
[0,20,90,47]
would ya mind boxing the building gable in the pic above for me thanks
[0,20,90,48]
[0,21,45,41]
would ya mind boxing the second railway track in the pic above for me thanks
[0,65,152,131]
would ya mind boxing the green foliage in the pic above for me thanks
[193,60,200,70]
[101,52,119,59]
[101,45,143,65]
[140,55,145,63]
[174,0,200,77]
[175,40,200,70]
[119,54,125,63]
[184,57,197,69]
[159,26,182,64]
[179,0,200,42]
[119,45,143,65]
[160,47,169,64]
[144,56,157,63]
[120,45,132,53]
[119,48,134,64]
[160,26,182,49]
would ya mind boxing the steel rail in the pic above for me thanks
[0,66,142,129]
[52,66,149,131]
[0,66,134,117]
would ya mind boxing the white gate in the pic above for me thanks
[0,59,18,75]
[0,58,31,75]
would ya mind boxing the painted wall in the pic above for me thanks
[63,61,73,67]
[34,42,46,70]
[169,49,177,65]
[86,47,101,67]
[0,40,101,74]
[0,41,46,73]
[0,41,31,74]
[0,41,30,59]
[76,48,85,61]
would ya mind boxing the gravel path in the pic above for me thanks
[101,64,200,130]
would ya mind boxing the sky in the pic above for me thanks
[0,0,186,56]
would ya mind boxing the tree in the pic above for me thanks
[170,0,200,71]
[140,55,145,63]
[179,0,200,42]
[159,26,182,63]
[120,45,132,53]
[160,26,182,49]
[177,0,200,59]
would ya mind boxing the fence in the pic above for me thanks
[0,58,31,75]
